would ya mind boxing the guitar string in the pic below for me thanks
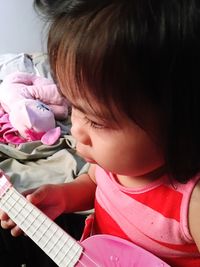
[76,250,101,267]
[0,188,100,267]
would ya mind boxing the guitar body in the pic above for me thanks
[78,234,170,266]
[0,173,170,267]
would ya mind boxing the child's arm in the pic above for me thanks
[0,164,96,237]
[189,180,200,252]
[28,164,96,214]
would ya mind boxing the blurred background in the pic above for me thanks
[0,0,46,54]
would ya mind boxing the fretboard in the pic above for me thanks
[0,176,83,267]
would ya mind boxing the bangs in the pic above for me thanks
[48,3,144,121]
[47,1,171,129]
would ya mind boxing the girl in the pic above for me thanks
[1,0,200,266]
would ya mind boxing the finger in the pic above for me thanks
[10,225,23,237]
[22,187,37,197]
[0,210,9,221]
[1,218,16,229]
[26,185,48,205]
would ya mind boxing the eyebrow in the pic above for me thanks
[71,101,113,122]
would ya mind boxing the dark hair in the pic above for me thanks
[34,0,200,183]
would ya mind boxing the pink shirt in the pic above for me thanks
[93,165,200,267]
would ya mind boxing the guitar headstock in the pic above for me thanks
[0,171,12,198]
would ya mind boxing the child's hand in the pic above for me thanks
[0,184,66,237]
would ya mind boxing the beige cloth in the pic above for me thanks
[0,135,89,192]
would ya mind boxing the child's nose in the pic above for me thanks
[71,123,91,146]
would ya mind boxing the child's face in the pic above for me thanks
[70,97,164,181]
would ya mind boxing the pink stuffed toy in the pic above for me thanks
[0,72,68,145]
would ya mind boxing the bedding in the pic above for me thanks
[0,53,89,194]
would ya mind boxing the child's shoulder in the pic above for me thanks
[188,179,200,251]
[191,179,200,200]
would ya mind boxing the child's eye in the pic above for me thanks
[84,117,106,129]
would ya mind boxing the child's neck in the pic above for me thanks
[116,165,166,188]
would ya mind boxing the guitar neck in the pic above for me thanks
[0,174,83,267]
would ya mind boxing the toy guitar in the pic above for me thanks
[0,172,170,267]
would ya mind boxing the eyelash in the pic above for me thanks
[71,106,106,130]
[84,117,106,130]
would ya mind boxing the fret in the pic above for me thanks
[3,189,26,212]
[1,189,46,238]
[0,184,83,267]
[50,234,74,258]
[58,240,82,267]
[58,243,82,267]
[28,211,51,238]
[29,215,47,238]
[0,176,12,196]
[25,208,42,230]
[47,227,64,253]
[53,234,66,259]
[40,221,58,248]
[0,189,20,218]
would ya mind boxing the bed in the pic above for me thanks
[0,52,89,193]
